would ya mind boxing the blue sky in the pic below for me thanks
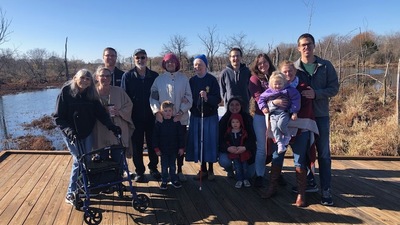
[1,0,399,62]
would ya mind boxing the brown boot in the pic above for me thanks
[261,165,282,199]
[295,167,307,207]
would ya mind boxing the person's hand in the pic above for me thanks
[199,90,208,102]
[64,128,77,140]
[272,98,288,108]
[174,110,183,122]
[155,112,163,123]
[181,96,189,104]
[109,125,121,137]
[178,148,184,156]
[227,146,237,153]
[262,107,269,115]
[291,113,298,120]
[109,108,119,117]
[301,86,315,99]
[237,146,246,154]
[155,148,161,156]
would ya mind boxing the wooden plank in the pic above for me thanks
[31,154,72,225]
[0,153,33,191]
[0,154,50,224]
[10,154,65,224]
[1,150,400,225]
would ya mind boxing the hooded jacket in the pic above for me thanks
[219,63,251,112]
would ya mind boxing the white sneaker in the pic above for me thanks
[243,180,251,187]
[277,143,287,154]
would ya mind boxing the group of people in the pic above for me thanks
[54,33,339,208]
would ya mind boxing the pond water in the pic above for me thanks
[0,88,228,151]
[0,88,65,150]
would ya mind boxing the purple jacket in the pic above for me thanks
[258,85,301,113]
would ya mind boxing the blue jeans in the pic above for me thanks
[161,153,178,183]
[270,142,285,167]
[218,152,233,172]
[315,116,332,191]
[64,133,93,195]
[251,114,267,177]
[290,131,310,169]
[233,159,249,181]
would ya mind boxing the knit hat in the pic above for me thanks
[194,54,208,67]
[162,53,180,72]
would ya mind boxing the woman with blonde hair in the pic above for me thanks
[54,68,121,205]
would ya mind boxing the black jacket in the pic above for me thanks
[112,67,124,87]
[121,67,159,122]
[152,118,184,154]
[53,85,114,139]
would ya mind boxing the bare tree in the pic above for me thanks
[162,34,189,70]
[222,32,258,65]
[198,25,221,72]
[64,37,69,80]
[23,48,49,83]
[302,0,314,32]
[0,8,12,46]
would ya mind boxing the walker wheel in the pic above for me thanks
[132,194,150,212]
[83,208,102,225]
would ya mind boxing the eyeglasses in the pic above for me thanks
[99,75,111,78]
[79,76,91,81]
[104,54,116,58]
[300,42,313,47]
[135,56,146,60]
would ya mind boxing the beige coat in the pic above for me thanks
[93,86,135,158]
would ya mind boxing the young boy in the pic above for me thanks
[258,72,301,153]
[153,101,185,190]
[225,113,253,188]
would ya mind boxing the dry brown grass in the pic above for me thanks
[330,85,400,156]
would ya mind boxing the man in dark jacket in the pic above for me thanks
[103,47,124,86]
[219,47,251,113]
[121,48,160,182]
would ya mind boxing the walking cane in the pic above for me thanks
[199,96,204,191]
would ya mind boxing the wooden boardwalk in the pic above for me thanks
[0,150,399,225]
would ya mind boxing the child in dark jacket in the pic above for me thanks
[225,113,253,188]
[153,101,185,190]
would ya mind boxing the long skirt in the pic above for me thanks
[185,114,218,163]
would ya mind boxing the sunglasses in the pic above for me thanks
[135,56,146,60]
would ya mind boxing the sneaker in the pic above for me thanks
[171,180,182,188]
[235,181,243,189]
[243,180,251,187]
[134,174,148,183]
[208,172,215,181]
[65,193,74,205]
[254,176,263,187]
[150,169,162,180]
[194,171,208,180]
[178,172,187,182]
[277,143,287,154]
[321,188,334,206]
[159,182,168,190]
[291,179,318,193]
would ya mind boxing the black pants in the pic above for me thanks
[177,125,187,173]
[132,119,158,175]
